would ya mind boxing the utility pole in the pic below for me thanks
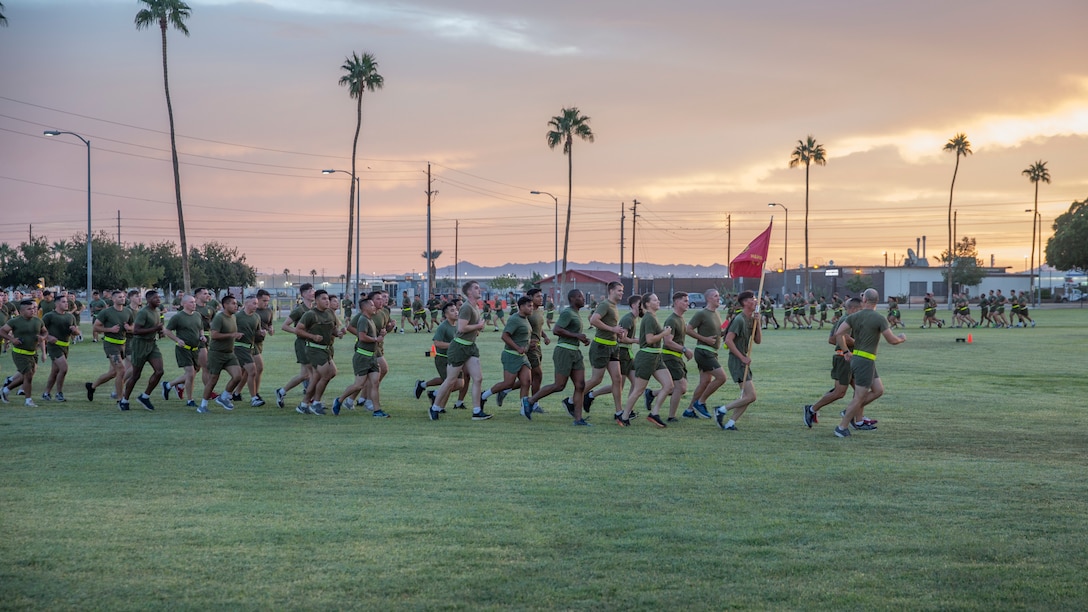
[726,213,732,290]
[630,199,640,280]
[425,163,436,299]
[117,211,121,245]
[619,202,626,277]
[454,220,459,287]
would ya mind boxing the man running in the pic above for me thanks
[832,288,906,437]
[275,283,315,408]
[86,290,130,403]
[714,290,762,431]
[430,281,489,421]
[480,296,535,419]
[804,297,862,427]
[566,281,626,422]
[122,290,166,411]
[199,294,244,413]
[0,300,47,406]
[684,288,726,420]
[41,293,80,402]
[295,289,343,415]
[162,294,203,408]
[526,289,591,426]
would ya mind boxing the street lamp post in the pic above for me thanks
[323,169,362,305]
[44,130,92,313]
[768,203,788,295]
[531,190,559,305]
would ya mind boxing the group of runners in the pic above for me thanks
[0,279,1037,437]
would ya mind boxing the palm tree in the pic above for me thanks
[788,135,827,295]
[943,133,972,301]
[546,107,595,306]
[421,250,442,287]
[135,0,192,293]
[283,268,291,283]
[339,52,384,307]
[0,2,8,26]
[1022,160,1050,303]
[310,269,317,286]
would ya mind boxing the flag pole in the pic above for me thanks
[741,216,772,382]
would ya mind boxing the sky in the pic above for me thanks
[2,0,1087,282]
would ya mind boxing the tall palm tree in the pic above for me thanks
[135,0,192,293]
[546,107,595,306]
[1022,160,1050,302]
[310,269,317,286]
[788,135,827,295]
[421,250,442,287]
[339,52,384,305]
[943,133,972,302]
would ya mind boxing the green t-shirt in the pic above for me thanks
[639,312,663,349]
[503,313,531,349]
[663,311,686,352]
[688,308,722,349]
[6,315,44,352]
[725,313,753,357]
[166,311,203,347]
[299,308,338,346]
[528,308,546,343]
[42,311,77,344]
[96,307,129,343]
[592,300,620,341]
[432,320,456,356]
[555,307,582,347]
[196,301,219,334]
[255,307,274,345]
[209,312,237,354]
[131,306,161,352]
[455,303,481,344]
[89,298,108,315]
[234,310,261,345]
[38,299,56,317]
[843,308,890,355]
[354,313,377,353]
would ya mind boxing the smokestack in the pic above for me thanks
[922,235,926,259]
[916,237,920,256]
[990,254,995,267]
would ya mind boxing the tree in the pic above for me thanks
[121,244,166,288]
[189,242,256,294]
[1022,160,1050,300]
[489,274,520,293]
[135,0,193,293]
[309,269,317,286]
[943,133,972,306]
[339,51,384,306]
[8,237,65,289]
[546,107,595,306]
[421,250,441,286]
[144,240,183,289]
[0,2,7,27]
[937,236,986,292]
[1045,198,1088,273]
[845,273,872,294]
[61,231,127,291]
[521,271,543,292]
[788,135,827,296]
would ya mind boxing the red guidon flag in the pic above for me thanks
[729,222,773,279]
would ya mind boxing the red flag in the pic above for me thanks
[729,222,773,279]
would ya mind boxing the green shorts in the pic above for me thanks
[353,351,379,376]
[501,349,530,374]
[47,344,70,361]
[850,355,878,388]
[693,347,721,373]
[293,338,307,365]
[434,354,448,378]
[619,349,633,376]
[633,350,664,381]
[447,340,479,367]
[207,350,239,376]
[234,345,254,367]
[175,345,200,369]
[130,342,162,372]
[588,340,620,369]
[12,351,37,375]
[103,340,126,362]
[527,344,542,369]
[727,356,752,384]
[253,341,264,356]
[306,346,331,367]
[831,354,851,386]
[552,344,584,377]
[663,354,686,381]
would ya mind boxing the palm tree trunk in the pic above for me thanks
[347,96,361,304]
[559,141,573,307]
[948,156,960,305]
[803,162,810,296]
[1030,181,1038,300]
[161,19,190,293]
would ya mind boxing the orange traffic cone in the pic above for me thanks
[967,333,973,344]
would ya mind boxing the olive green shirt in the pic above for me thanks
[96,307,129,344]
[455,302,481,344]
[592,300,620,341]
[639,312,663,349]
[234,311,261,346]
[555,307,582,347]
[688,308,722,349]
[504,313,531,349]
[299,308,338,347]
[166,311,203,348]
[209,311,238,354]
[842,309,890,355]
[6,315,44,353]
[42,311,77,344]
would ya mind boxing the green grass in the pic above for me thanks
[2,309,1087,610]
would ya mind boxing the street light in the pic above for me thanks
[323,169,361,305]
[44,130,92,312]
[768,202,788,294]
[531,190,559,305]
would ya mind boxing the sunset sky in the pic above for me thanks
[2,0,1087,281]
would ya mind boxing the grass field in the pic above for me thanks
[2,307,1087,610]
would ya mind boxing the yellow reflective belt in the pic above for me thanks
[12,347,36,356]
[306,342,329,351]
[236,342,252,349]
[434,351,447,358]
[355,347,374,357]
[183,345,200,351]
[453,337,474,346]
[640,347,662,354]
[593,337,617,346]
[503,348,524,357]
[55,340,70,347]
[556,342,579,350]
[853,349,876,361]
[695,345,717,353]
[662,349,683,358]
[104,336,126,345]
